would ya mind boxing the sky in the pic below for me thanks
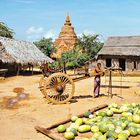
[1,0,140,42]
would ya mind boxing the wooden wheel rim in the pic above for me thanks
[39,76,47,96]
[43,72,75,104]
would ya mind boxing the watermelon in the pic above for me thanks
[84,111,92,118]
[137,128,140,134]
[106,130,118,139]
[128,127,138,136]
[69,123,79,130]
[57,125,66,133]
[92,132,102,139]
[78,125,91,133]
[89,114,94,119]
[98,134,106,140]
[118,132,129,139]
[91,125,99,133]
[99,124,109,133]
[70,128,78,136]
[133,114,140,123]
[75,118,83,126]
[106,110,113,117]
[64,132,75,140]
[122,130,130,137]
[97,111,106,117]
[71,116,78,122]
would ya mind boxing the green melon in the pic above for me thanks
[106,110,113,117]
[84,111,92,118]
[71,116,78,122]
[99,124,109,133]
[133,114,140,123]
[106,130,118,139]
[91,125,99,133]
[70,128,78,136]
[64,132,75,140]
[118,132,129,139]
[57,125,66,133]
[128,127,138,136]
[75,118,83,126]
[92,132,102,139]
[97,111,106,117]
[78,125,91,133]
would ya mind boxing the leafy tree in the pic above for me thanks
[34,37,53,57]
[76,34,103,59]
[0,22,14,38]
[60,34,103,69]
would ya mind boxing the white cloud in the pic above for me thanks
[26,27,56,41]
[43,29,56,40]
[26,26,44,35]
[78,29,96,37]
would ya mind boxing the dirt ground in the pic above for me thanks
[0,74,140,140]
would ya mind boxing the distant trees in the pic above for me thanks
[0,22,14,38]
[60,34,103,69]
[34,34,103,70]
[34,37,54,57]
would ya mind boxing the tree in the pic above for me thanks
[60,34,103,69]
[76,34,103,59]
[0,22,14,38]
[34,37,53,57]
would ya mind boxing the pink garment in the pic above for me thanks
[94,76,100,97]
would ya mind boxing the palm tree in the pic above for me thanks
[0,22,14,38]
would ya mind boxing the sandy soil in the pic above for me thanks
[0,74,140,140]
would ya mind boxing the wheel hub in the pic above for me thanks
[56,85,63,94]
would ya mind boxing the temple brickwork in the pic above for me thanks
[53,15,77,58]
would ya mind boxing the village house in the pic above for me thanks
[97,36,140,71]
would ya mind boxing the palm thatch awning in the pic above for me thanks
[98,36,140,57]
[0,36,54,65]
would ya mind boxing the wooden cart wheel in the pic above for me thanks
[43,72,75,104]
[39,76,48,96]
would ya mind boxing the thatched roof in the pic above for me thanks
[98,36,140,57]
[0,36,54,65]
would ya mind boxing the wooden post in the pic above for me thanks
[32,65,34,75]
[63,61,66,74]
[108,70,112,98]
[35,104,108,131]
[17,64,20,76]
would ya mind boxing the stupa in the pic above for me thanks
[53,14,77,58]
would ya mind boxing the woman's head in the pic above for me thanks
[97,63,101,68]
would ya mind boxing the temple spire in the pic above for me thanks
[64,13,71,26]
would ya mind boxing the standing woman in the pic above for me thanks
[93,63,104,98]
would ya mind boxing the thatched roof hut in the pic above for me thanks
[98,36,140,57]
[0,36,54,65]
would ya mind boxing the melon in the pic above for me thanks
[84,111,92,118]
[78,125,91,133]
[75,118,83,126]
[106,110,113,117]
[91,125,99,133]
[92,132,102,139]
[70,128,78,136]
[99,124,109,133]
[118,132,129,139]
[64,132,75,140]
[106,130,118,139]
[71,116,78,122]
[57,125,66,133]
[133,114,140,123]
[128,127,138,136]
